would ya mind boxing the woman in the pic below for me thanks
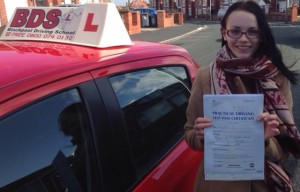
[184,1,300,192]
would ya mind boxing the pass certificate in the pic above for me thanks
[203,94,264,180]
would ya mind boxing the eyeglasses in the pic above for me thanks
[226,29,261,39]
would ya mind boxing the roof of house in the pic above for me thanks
[129,0,148,8]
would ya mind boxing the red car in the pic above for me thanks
[0,3,203,192]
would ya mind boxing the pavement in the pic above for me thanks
[129,22,208,43]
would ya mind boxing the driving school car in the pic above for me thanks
[0,3,203,192]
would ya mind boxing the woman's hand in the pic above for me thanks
[257,112,280,140]
[194,117,213,141]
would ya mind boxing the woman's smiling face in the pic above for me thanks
[222,10,260,59]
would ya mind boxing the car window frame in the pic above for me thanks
[94,77,136,191]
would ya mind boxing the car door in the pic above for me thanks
[92,60,203,192]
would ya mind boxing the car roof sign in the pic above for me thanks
[0,3,133,48]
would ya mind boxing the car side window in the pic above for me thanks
[109,66,191,178]
[0,89,91,192]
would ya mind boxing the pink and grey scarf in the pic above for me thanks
[210,46,300,192]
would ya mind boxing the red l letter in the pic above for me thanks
[84,13,98,32]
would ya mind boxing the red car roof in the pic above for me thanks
[0,40,198,105]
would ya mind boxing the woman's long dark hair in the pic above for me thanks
[220,1,297,84]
